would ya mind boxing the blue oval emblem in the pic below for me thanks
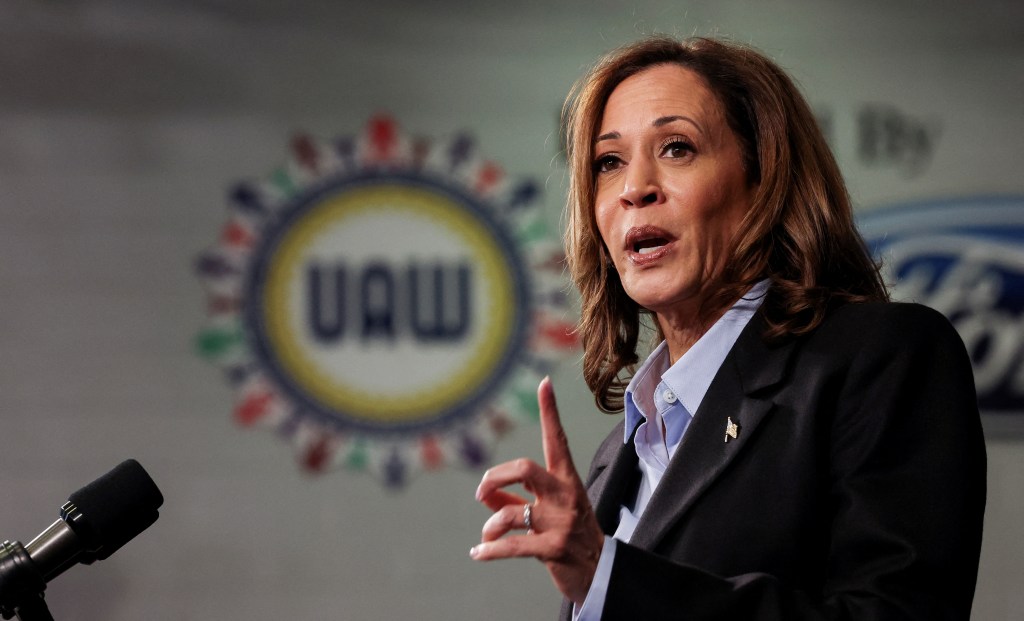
[859,196,1024,415]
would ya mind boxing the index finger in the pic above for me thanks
[538,376,575,475]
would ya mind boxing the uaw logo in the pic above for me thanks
[859,196,1024,414]
[195,116,577,486]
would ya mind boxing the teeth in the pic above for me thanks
[638,245,663,254]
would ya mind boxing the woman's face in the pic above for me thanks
[593,63,754,321]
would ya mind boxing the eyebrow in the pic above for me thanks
[654,115,700,132]
[594,115,703,144]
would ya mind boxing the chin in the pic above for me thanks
[623,289,696,317]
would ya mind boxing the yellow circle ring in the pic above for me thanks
[261,184,517,425]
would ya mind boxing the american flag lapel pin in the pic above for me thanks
[724,417,740,443]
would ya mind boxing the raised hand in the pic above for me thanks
[471,377,604,605]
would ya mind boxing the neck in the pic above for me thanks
[655,299,733,365]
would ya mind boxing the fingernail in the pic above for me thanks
[474,486,482,501]
[469,545,480,558]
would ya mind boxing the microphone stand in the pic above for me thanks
[9,595,53,621]
[0,541,55,621]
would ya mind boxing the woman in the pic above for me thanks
[472,36,986,620]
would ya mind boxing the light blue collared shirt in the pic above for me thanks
[574,280,768,620]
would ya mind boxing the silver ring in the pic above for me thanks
[523,503,533,532]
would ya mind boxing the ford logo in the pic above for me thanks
[858,196,1024,415]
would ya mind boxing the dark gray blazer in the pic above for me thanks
[561,302,986,620]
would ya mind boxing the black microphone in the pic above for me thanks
[0,459,163,619]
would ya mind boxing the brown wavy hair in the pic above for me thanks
[563,36,888,413]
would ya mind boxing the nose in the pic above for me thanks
[618,159,665,208]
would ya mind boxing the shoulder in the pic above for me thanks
[809,301,965,353]
[822,300,952,331]
[762,301,975,394]
[731,300,971,397]
[793,302,977,404]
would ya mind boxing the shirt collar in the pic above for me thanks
[623,279,769,443]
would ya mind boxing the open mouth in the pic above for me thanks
[625,225,675,258]
[634,237,670,254]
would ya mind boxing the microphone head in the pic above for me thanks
[64,459,163,563]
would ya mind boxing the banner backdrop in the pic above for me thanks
[195,116,576,485]
[861,196,1024,431]
[1,1,1022,620]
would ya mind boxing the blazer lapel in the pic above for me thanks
[628,312,797,551]
[588,422,641,535]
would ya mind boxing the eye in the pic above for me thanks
[593,154,623,173]
[661,139,695,159]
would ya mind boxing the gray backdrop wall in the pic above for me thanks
[1,1,1021,619]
